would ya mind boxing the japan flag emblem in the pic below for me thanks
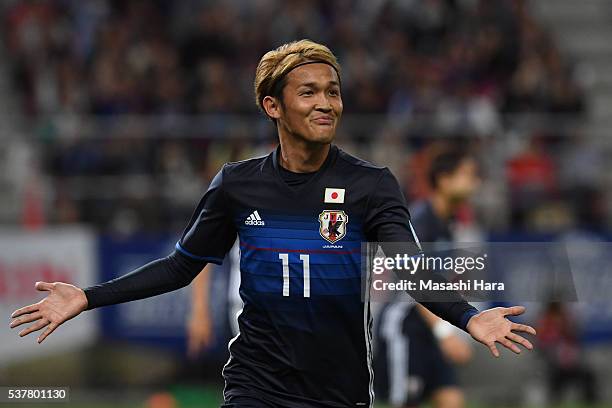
[324,188,345,204]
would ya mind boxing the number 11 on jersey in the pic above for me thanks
[278,253,310,297]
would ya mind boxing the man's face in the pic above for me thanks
[441,158,481,202]
[275,63,343,144]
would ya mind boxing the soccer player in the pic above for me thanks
[375,149,481,408]
[10,40,535,408]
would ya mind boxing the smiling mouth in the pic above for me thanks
[312,117,334,125]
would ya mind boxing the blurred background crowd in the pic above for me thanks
[1,0,606,236]
[1,0,611,407]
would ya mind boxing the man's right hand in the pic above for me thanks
[9,281,88,343]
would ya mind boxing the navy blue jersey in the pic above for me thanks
[177,145,423,407]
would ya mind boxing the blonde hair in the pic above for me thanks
[254,39,341,118]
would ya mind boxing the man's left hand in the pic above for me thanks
[466,306,536,357]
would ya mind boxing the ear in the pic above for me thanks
[262,96,282,120]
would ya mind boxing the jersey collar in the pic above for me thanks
[271,144,339,194]
[272,144,338,174]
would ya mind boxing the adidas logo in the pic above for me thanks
[245,210,265,226]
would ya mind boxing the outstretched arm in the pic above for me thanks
[9,250,207,343]
[10,166,236,344]
[83,249,206,309]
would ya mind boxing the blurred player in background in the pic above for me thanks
[375,149,480,408]
[10,40,535,408]
[187,263,214,358]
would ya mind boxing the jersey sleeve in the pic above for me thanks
[364,168,478,331]
[84,250,206,309]
[364,168,421,253]
[176,165,237,264]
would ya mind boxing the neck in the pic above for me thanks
[278,131,331,173]
[430,192,453,221]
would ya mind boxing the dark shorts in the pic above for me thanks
[374,303,458,406]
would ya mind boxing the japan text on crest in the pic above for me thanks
[318,210,348,244]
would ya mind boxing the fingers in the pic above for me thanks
[486,342,500,358]
[512,322,537,336]
[10,312,43,329]
[507,332,533,350]
[498,337,521,354]
[496,333,533,355]
[11,303,40,319]
[38,322,59,343]
[18,319,50,337]
[35,281,54,292]
[503,305,526,316]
